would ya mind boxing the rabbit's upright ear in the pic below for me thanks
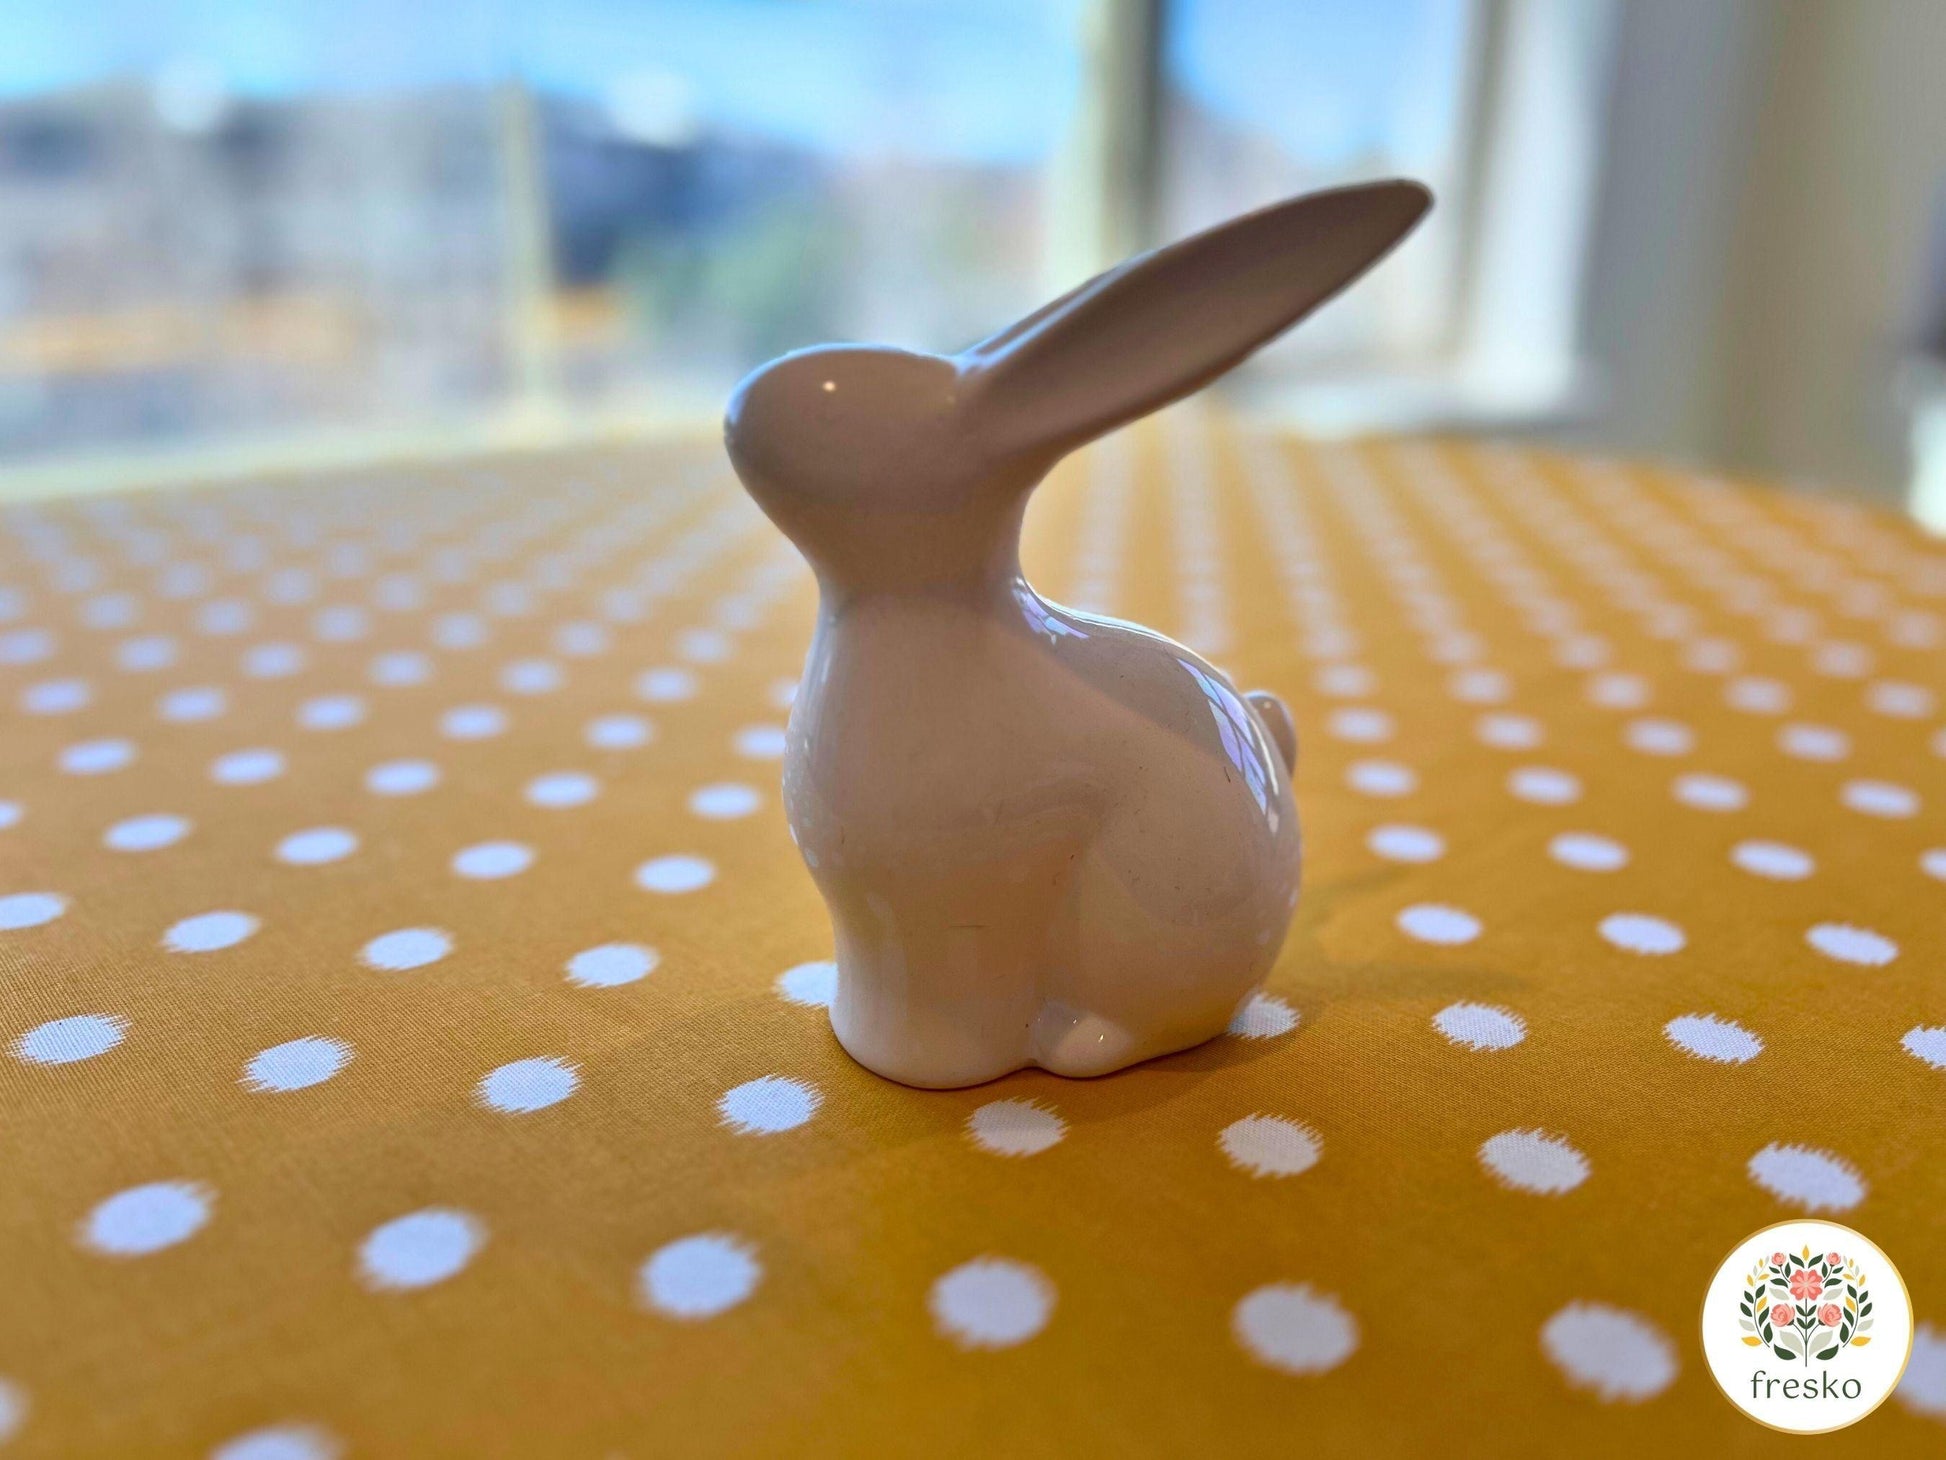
[959,180,1430,460]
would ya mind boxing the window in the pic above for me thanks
[0,0,1610,477]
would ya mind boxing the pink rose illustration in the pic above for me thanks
[1788,1269,1824,1302]
[1826,1252,1843,1268]
[1771,1251,1787,1267]
[1771,1302,1794,1328]
[1818,1303,1842,1328]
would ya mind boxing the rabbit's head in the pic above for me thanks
[726,179,1431,591]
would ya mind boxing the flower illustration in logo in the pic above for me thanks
[1739,1246,1874,1365]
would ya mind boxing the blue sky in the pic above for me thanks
[0,0,1464,168]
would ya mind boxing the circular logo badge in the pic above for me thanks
[1703,1220,1913,1433]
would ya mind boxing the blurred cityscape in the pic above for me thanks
[0,0,1467,467]
[0,79,1051,459]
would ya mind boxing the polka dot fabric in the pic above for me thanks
[0,418,1941,1453]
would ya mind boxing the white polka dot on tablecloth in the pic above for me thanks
[676,628,733,664]
[476,1057,578,1114]
[276,827,358,866]
[163,910,259,953]
[0,892,66,930]
[1396,904,1481,946]
[439,704,507,740]
[1747,1142,1865,1211]
[718,1075,821,1134]
[0,628,53,664]
[499,658,562,696]
[242,1036,352,1092]
[1866,680,1933,719]
[1540,1303,1676,1402]
[60,738,135,775]
[1903,1027,1946,1070]
[1367,824,1443,863]
[195,599,251,635]
[587,713,652,749]
[1327,707,1393,743]
[1805,922,1897,966]
[1479,1130,1589,1194]
[1232,1283,1358,1375]
[209,1422,342,1460]
[1672,772,1746,812]
[366,759,440,796]
[1447,668,1509,705]
[733,724,787,759]
[768,678,798,709]
[688,783,761,820]
[1730,839,1814,881]
[1901,1323,1946,1420]
[525,771,598,809]
[360,927,452,971]
[79,1180,212,1256]
[1841,779,1917,819]
[1346,760,1416,797]
[116,635,177,672]
[242,643,305,679]
[1623,718,1692,756]
[1777,722,1849,762]
[21,678,90,714]
[451,841,534,880]
[104,813,191,853]
[357,1209,484,1291]
[1228,992,1298,1039]
[930,1257,1054,1350]
[211,748,285,785]
[1598,913,1684,956]
[635,855,714,894]
[83,592,137,629]
[1556,637,1610,671]
[1475,712,1543,750]
[431,613,488,650]
[0,1379,24,1444]
[159,686,227,722]
[369,651,432,689]
[634,667,697,702]
[1549,832,1627,872]
[776,960,837,1007]
[1811,640,1872,678]
[566,943,657,988]
[968,1100,1066,1156]
[1508,767,1580,805]
[0,801,19,831]
[1433,1002,1526,1050]
[296,695,365,732]
[1587,672,1649,710]
[1664,1013,1762,1064]
[639,1233,761,1320]
[1219,1115,1321,1178]
[1921,848,1946,881]
[15,1013,126,1065]
[1725,675,1790,715]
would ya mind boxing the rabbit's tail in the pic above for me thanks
[1246,691,1297,772]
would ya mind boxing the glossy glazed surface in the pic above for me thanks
[725,179,1430,1086]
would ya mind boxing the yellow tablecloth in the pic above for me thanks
[1,416,1942,1456]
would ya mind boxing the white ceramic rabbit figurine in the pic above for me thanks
[725,180,1431,1087]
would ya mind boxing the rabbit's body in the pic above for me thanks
[786,585,1299,1086]
[726,178,1430,1086]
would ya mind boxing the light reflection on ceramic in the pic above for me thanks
[725,180,1431,1087]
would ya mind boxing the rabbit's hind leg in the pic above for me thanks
[1029,1002,1139,1078]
